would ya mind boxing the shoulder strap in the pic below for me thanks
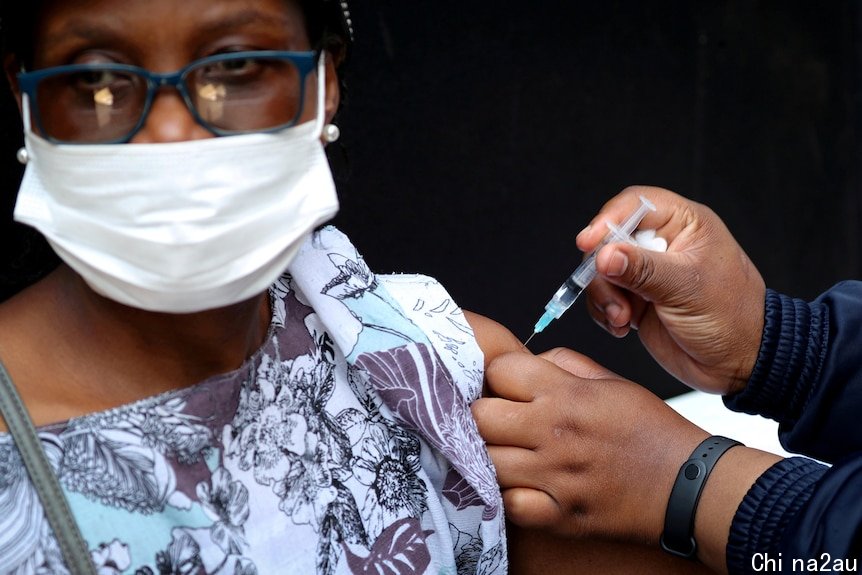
[0,361,97,575]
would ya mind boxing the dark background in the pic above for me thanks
[3,1,861,399]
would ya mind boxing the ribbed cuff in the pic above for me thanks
[726,457,826,575]
[724,289,827,424]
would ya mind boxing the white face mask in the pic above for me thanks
[13,55,339,314]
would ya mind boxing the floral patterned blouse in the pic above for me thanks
[0,227,505,575]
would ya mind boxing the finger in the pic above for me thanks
[472,398,540,448]
[627,295,649,331]
[463,310,531,370]
[575,186,694,253]
[594,241,699,308]
[583,277,634,332]
[483,351,567,401]
[585,298,630,338]
[485,445,544,488]
[502,487,563,529]
[538,347,619,380]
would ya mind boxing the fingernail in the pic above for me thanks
[606,303,624,326]
[576,225,591,241]
[611,325,629,338]
[606,250,628,277]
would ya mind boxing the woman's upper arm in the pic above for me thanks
[462,310,527,369]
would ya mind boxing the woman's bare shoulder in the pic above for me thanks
[462,310,527,368]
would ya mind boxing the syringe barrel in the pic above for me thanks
[546,276,583,319]
[570,221,630,288]
[571,251,598,288]
[536,194,657,330]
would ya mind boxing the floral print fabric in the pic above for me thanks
[0,227,505,575]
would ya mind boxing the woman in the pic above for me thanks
[0,2,513,573]
[0,1,711,573]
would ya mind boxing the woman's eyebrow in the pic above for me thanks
[38,9,300,61]
[202,8,291,30]
[201,9,296,37]
[37,20,131,63]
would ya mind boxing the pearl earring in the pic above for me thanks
[322,124,341,144]
[16,147,29,165]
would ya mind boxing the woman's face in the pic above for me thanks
[15,0,339,143]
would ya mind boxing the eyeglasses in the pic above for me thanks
[17,50,318,144]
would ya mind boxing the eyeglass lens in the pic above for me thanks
[34,55,306,143]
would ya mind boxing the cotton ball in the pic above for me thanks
[634,229,668,252]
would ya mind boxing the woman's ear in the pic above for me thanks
[3,53,23,115]
[323,50,340,124]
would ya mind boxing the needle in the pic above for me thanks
[522,332,537,348]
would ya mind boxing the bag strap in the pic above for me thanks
[0,360,97,574]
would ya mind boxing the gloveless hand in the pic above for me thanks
[472,347,709,544]
[579,186,766,396]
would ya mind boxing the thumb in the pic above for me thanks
[595,242,695,306]
[539,347,618,380]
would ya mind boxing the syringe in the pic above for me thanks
[525,195,656,346]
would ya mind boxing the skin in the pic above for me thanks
[0,3,739,572]
[469,312,719,574]
[473,186,784,574]
[579,186,766,396]
[0,0,340,427]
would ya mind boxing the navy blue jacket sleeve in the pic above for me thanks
[721,283,862,573]
[725,282,862,460]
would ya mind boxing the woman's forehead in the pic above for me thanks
[39,0,305,19]
[35,0,307,42]
[5,0,353,70]
[33,0,310,65]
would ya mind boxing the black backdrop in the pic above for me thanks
[2,1,861,399]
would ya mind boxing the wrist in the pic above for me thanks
[660,436,742,560]
[694,447,782,573]
[723,283,766,396]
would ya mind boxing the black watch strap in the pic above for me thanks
[660,435,742,559]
